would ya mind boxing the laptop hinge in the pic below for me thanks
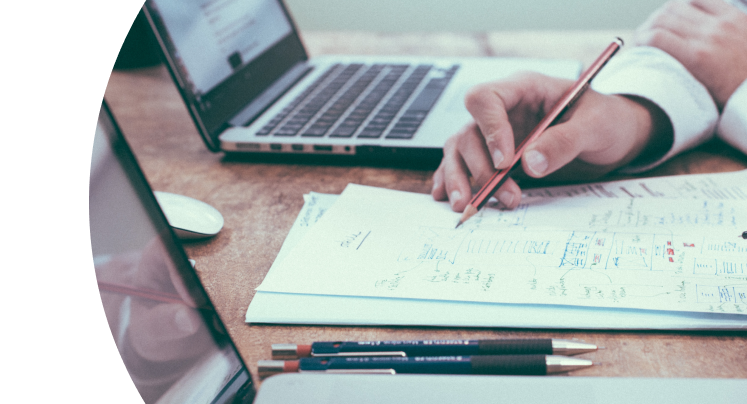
[228,61,312,128]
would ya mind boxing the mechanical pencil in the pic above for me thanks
[272,338,597,359]
[258,354,593,378]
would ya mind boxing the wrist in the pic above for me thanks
[618,95,673,168]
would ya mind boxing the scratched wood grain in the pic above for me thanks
[104,31,747,382]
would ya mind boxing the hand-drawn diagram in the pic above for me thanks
[375,224,747,314]
[258,183,747,315]
[696,285,747,305]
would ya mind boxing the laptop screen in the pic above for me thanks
[90,102,255,404]
[144,0,307,149]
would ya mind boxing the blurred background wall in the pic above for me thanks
[283,0,668,32]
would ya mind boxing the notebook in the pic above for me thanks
[142,0,581,162]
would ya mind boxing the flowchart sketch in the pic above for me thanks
[397,227,465,264]
[257,184,747,315]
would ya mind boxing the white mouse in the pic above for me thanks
[153,191,224,239]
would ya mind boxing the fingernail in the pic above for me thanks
[492,149,504,168]
[524,150,548,175]
[431,182,439,193]
[498,190,515,207]
[450,190,462,208]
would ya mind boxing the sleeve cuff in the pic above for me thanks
[591,46,719,173]
[716,78,747,155]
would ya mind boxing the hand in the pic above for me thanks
[95,238,217,402]
[432,72,670,212]
[128,238,213,362]
[634,0,747,109]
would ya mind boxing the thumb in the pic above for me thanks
[521,118,589,178]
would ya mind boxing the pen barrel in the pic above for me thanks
[301,356,473,374]
[315,340,481,356]
[470,355,547,375]
[299,355,552,375]
[311,339,555,357]
[478,339,553,355]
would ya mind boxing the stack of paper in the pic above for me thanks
[247,170,747,329]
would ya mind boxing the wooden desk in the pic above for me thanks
[104,31,747,380]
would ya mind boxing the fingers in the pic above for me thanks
[432,122,522,212]
[635,1,705,45]
[438,133,472,212]
[522,92,657,178]
[129,302,212,362]
[441,122,500,211]
[463,82,524,170]
[522,119,584,178]
[433,73,575,211]
[492,176,521,210]
[634,27,691,63]
[635,0,747,108]
[690,0,732,15]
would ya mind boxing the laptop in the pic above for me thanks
[89,103,747,404]
[142,0,581,161]
[90,101,255,403]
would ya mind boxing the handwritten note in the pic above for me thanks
[257,172,747,315]
[522,169,747,201]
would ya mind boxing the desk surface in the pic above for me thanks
[104,31,747,379]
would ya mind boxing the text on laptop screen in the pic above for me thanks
[150,0,291,95]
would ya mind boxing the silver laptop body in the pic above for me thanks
[143,0,581,161]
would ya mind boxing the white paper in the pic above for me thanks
[258,183,747,315]
[522,169,747,201]
[248,171,747,328]
[247,291,747,329]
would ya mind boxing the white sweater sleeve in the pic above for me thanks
[716,79,747,155]
[590,46,719,173]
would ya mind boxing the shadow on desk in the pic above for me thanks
[221,148,442,171]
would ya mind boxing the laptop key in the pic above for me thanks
[357,65,432,139]
[357,129,385,139]
[276,64,363,137]
[254,64,340,136]
[385,65,459,139]
[303,65,381,137]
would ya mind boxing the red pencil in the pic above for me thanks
[456,38,624,228]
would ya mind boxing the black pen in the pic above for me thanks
[272,338,597,359]
[258,355,593,377]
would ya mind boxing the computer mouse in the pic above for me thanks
[153,191,224,239]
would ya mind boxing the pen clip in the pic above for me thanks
[312,351,407,358]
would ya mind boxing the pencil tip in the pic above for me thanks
[456,204,479,228]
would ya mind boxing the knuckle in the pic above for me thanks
[443,135,459,153]
[474,170,496,188]
[551,129,577,154]
[646,29,666,47]
[689,45,711,67]
[464,84,493,111]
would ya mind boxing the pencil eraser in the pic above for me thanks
[296,344,312,357]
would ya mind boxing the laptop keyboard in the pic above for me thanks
[254,63,459,140]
